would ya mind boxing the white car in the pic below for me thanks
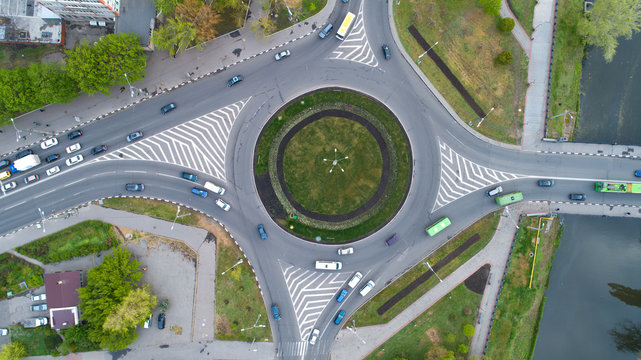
[46,166,60,176]
[66,154,83,166]
[359,280,375,296]
[274,49,291,60]
[0,328,7,336]
[40,137,58,149]
[143,313,152,328]
[347,272,363,288]
[309,328,320,345]
[216,198,230,211]
[66,143,81,154]
[338,247,354,256]
[2,181,17,191]
[31,293,46,301]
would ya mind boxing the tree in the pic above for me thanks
[28,63,78,105]
[610,321,641,353]
[152,18,201,56]
[158,298,170,313]
[0,67,40,113]
[499,17,515,32]
[153,0,178,15]
[578,0,641,62]
[59,324,100,354]
[0,342,26,360]
[479,0,501,16]
[458,343,470,354]
[496,50,513,65]
[103,284,157,331]
[445,333,456,343]
[176,0,222,42]
[463,324,475,338]
[65,33,146,96]
[251,13,276,41]
[212,0,248,28]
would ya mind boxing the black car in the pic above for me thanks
[569,193,586,201]
[382,44,391,60]
[161,103,176,115]
[45,154,60,163]
[537,179,554,187]
[158,313,166,329]
[125,183,144,191]
[0,159,10,170]
[181,172,198,182]
[15,149,33,160]
[68,130,82,140]
[90,145,107,155]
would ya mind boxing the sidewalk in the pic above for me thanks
[0,0,337,158]
[499,0,532,55]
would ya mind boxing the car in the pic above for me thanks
[0,329,7,336]
[31,293,46,301]
[341,0,348,2]
[191,187,208,198]
[257,224,268,240]
[40,138,58,149]
[144,313,153,328]
[30,303,48,311]
[127,131,143,142]
[274,50,291,60]
[216,198,231,211]
[319,23,333,39]
[338,247,354,255]
[16,149,33,159]
[347,272,363,288]
[90,145,107,155]
[125,183,144,191]
[227,75,243,87]
[68,130,82,140]
[334,310,345,325]
[158,313,166,329]
[271,304,281,320]
[66,154,83,166]
[359,280,375,296]
[161,103,176,114]
[2,181,17,191]
[66,143,81,154]
[486,186,502,197]
[537,179,555,187]
[181,172,198,182]
[634,170,641,177]
[45,154,60,163]
[382,44,391,59]
[569,193,586,201]
[46,166,60,176]
[0,171,10,181]
[336,289,348,303]
[0,159,10,170]
[309,328,320,345]
[24,174,39,184]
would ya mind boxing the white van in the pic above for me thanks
[315,260,342,271]
[204,181,226,195]
[359,280,375,296]
[347,272,362,288]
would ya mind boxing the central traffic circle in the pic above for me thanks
[282,116,383,215]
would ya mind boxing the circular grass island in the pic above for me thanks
[254,89,412,242]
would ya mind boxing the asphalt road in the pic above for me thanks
[1,0,641,359]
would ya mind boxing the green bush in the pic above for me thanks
[499,17,515,32]
[479,0,502,15]
[496,50,513,65]
[463,323,475,338]
[457,343,469,354]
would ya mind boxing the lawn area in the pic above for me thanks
[350,211,500,326]
[364,283,481,360]
[215,233,272,341]
[11,326,62,356]
[16,221,118,264]
[273,0,327,33]
[283,116,382,214]
[0,44,62,69]
[394,0,528,144]
[545,0,584,139]
[485,216,562,359]
[508,0,536,36]
[99,198,199,226]
[0,253,43,299]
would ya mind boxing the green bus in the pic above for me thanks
[425,217,451,237]
[495,191,523,206]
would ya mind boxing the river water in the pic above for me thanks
[532,215,641,359]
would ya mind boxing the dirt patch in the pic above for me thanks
[426,328,441,344]
[215,314,231,335]
[283,0,302,8]
[196,215,234,248]
[512,253,530,287]
[464,264,490,294]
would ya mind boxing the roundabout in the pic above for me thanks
[254,89,413,242]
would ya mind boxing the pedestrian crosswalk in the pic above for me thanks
[278,340,331,359]
[432,138,527,211]
[97,98,251,181]
[330,1,379,67]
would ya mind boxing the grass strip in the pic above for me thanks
[100,198,199,226]
[10,326,62,356]
[507,0,536,36]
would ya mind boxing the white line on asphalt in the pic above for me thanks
[33,188,56,199]
[156,172,176,179]
[63,179,84,187]
[123,170,146,174]
[4,199,27,210]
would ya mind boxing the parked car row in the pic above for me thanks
[143,312,166,329]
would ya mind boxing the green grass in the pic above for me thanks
[215,237,272,341]
[351,211,500,326]
[508,0,536,36]
[16,221,118,264]
[364,283,482,360]
[11,326,62,356]
[283,116,382,214]
[545,0,584,139]
[485,216,562,359]
[100,198,199,226]
[273,0,327,33]
[0,45,62,70]
[0,253,43,299]
[394,0,528,144]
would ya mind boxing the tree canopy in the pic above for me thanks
[578,0,641,62]
[479,0,501,16]
[153,18,201,56]
[176,0,222,42]
[153,0,178,15]
[0,342,26,360]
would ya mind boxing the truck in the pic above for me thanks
[335,12,355,40]
[23,317,48,328]
[10,154,41,173]
[594,182,641,193]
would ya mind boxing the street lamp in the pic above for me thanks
[504,207,519,229]
[170,206,191,230]
[241,314,266,332]
[348,320,366,344]
[11,118,22,142]
[37,208,46,233]
[423,261,442,282]
[417,41,438,64]
[221,258,244,275]
[471,107,495,128]
[123,73,138,98]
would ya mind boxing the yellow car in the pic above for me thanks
[0,170,10,181]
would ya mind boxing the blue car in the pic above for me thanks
[334,310,345,325]
[257,224,268,240]
[635,170,641,177]
[228,75,243,87]
[271,304,281,320]
[191,188,208,198]
[336,289,348,303]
